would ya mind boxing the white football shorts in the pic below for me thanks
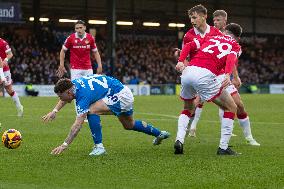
[180,66,222,102]
[71,69,93,80]
[3,70,12,86]
[216,74,238,95]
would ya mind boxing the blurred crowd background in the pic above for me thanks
[2,26,284,85]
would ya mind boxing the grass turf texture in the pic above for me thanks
[0,95,283,189]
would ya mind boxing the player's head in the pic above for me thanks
[54,78,75,103]
[188,4,207,29]
[213,10,227,32]
[224,23,242,40]
[74,20,86,37]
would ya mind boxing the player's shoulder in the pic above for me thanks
[67,33,76,39]
[86,33,95,40]
[184,28,196,37]
[0,38,7,44]
[209,26,223,35]
[183,28,196,43]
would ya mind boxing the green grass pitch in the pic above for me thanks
[0,95,283,189]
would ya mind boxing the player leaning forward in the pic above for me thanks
[175,23,244,155]
[42,74,170,155]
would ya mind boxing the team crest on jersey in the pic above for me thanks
[85,39,89,44]
[75,39,78,43]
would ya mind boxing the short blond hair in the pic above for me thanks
[213,10,227,19]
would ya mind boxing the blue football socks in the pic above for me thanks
[87,114,102,145]
[132,120,161,137]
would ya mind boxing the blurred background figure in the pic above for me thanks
[25,83,39,96]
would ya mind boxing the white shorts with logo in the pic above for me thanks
[180,66,222,102]
[71,69,93,80]
[216,74,238,95]
[102,86,134,116]
[3,70,12,86]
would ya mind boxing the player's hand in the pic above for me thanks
[51,144,68,155]
[96,65,103,74]
[221,74,231,89]
[173,48,181,59]
[2,61,8,67]
[0,77,6,85]
[56,65,67,78]
[42,111,57,122]
[232,76,242,89]
[176,62,185,72]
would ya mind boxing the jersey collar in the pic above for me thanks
[75,32,87,40]
[194,24,210,38]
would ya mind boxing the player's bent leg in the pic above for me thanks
[118,115,170,145]
[175,101,196,154]
[231,93,260,146]
[213,91,239,155]
[5,84,23,117]
[189,102,204,137]
[89,99,113,115]
[88,100,112,156]
[87,114,106,156]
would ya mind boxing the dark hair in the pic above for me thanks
[213,10,227,19]
[75,20,86,26]
[54,78,74,94]
[225,23,242,38]
[188,4,207,16]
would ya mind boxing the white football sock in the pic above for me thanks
[176,114,190,144]
[219,117,234,150]
[238,117,253,140]
[190,107,203,130]
[11,92,22,109]
[218,108,224,123]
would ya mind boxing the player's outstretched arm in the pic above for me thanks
[93,50,102,74]
[42,100,67,122]
[3,51,13,67]
[56,48,67,78]
[0,58,6,84]
[51,114,86,155]
[231,65,242,88]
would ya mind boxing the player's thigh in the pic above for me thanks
[180,67,198,101]
[3,71,12,87]
[213,90,237,113]
[118,115,135,129]
[89,99,112,115]
[196,72,221,102]
[231,92,245,113]
[71,69,93,80]
[102,86,134,117]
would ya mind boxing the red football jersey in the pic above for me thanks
[0,38,11,71]
[63,32,97,69]
[180,35,241,75]
[182,24,223,59]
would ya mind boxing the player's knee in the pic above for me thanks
[123,123,134,130]
[229,103,237,114]
[236,101,245,113]
[122,120,135,130]
[6,87,14,96]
